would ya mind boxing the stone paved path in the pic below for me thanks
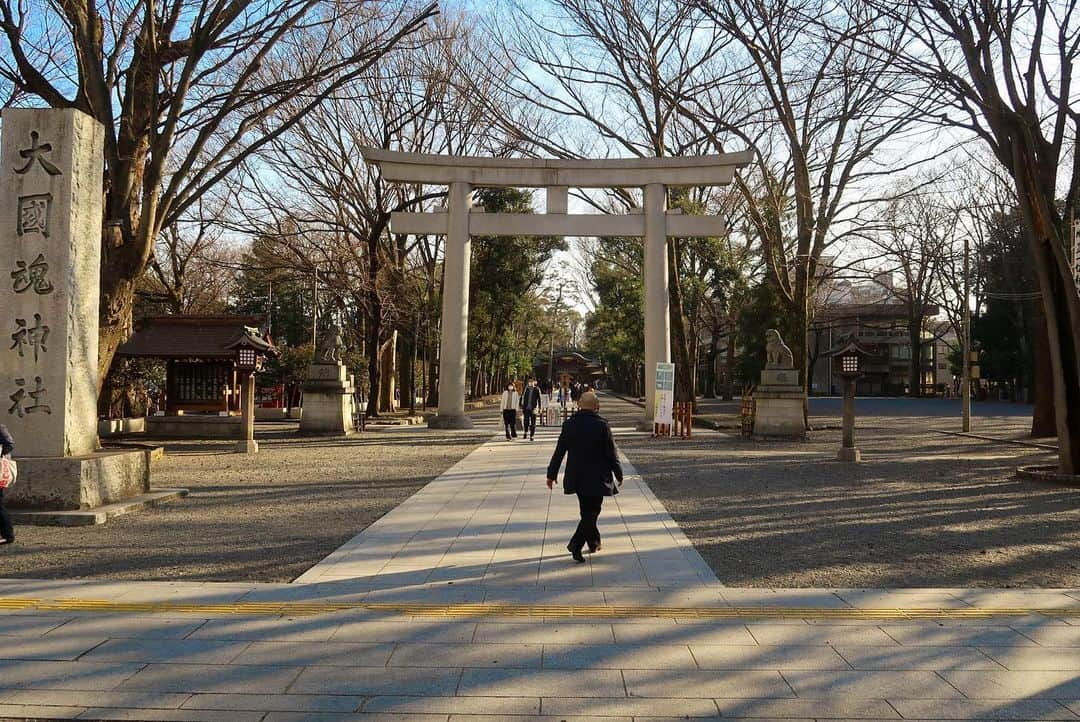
[0,411,1078,721]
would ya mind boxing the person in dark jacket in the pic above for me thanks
[546,391,623,562]
[0,424,14,545]
[519,378,543,441]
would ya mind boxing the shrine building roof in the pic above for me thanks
[116,315,276,360]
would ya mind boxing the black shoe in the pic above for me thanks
[587,542,601,554]
[567,543,585,563]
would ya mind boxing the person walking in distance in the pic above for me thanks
[0,424,15,545]
[501,383,520,440]
[546,391,623,562]
[520,378,542,441]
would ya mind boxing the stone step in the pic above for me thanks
[10,488,189,527]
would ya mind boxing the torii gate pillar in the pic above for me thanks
[643,183,670,424]
[428,181,475,429]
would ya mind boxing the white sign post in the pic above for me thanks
[653,362,675,427]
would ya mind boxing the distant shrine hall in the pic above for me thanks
[116,315,276,414]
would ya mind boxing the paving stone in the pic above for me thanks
[190,616,343,642]
[541,642,696,669]
[473,623,615,644]
[180,693,362,712]
[0,634,106,660]
[540,696,720,716]
[747,623,899,646]
[1,689,190,709]
[941,670,1080,698]
[1015,625,1080,647]
[262,714,447,722]
[0,614,73,636]
[332,621,477,644]
[0,659,144,690]
[832,645,1001,670]
[449,716,632,722]
[979,646,1080,670]
[781,670,965,698]
[231,641,395,667]
[1061,700,1080,717]
[622,670,793,699]
[80,637,251,664]
[362,695,540,715]
[389,642,542,669]
[80,708,266,721]
[690,644,851,670]
[457,668,626,697]
[288,666,462,696]
[117,662,303,694]
[712,697,900,718]
[47,615,208,640]
[889,698,1080,720]
[881,625,1039,647]
[611,622,756,645]
[0,704,84,719]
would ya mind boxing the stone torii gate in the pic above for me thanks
[361,148,753,429]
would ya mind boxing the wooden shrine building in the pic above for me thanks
[116,315,277,415]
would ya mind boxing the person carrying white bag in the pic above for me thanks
[0,423,15,545]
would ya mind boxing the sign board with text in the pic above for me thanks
[654,362,675,425]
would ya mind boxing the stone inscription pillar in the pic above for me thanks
[0,109,104,458]
[643,183,670,423]
[429,181,474,429]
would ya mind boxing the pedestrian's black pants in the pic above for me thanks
[0,488,13,542]
[523,410,537,437]
[569,494,603,553]
[502,409,518,438]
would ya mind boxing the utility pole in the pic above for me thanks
[267,280,273,338]
[962,233,971,432]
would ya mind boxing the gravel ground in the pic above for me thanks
[597,393,1080,589]
[0,419,493,583]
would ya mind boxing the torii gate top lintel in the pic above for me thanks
[360,146,753,189]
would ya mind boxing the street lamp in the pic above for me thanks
[227,327,276,455]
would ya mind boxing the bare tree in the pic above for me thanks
[479,0,738,407]
[233,12,516,415]
[869,0,1080,471]
[671,0,931,405]
[0,0,437,397]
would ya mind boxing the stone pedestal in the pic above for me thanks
[754,373,807,440]
[299,363,356,436]
[1,108,148,515]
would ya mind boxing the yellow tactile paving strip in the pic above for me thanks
[2,598,1079,620]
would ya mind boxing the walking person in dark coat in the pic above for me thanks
[520,378,542,441]
[0,424,15,545]
[545,391,623,562]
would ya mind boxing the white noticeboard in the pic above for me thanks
[654,362,675,425]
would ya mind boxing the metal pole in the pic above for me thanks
[962,234,971,432]
[548,285,562,392]
[311,267,318,348]
[410,311,418,416]
[267,280,273,337]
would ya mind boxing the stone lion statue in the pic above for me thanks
[315,321,346,365]
[765,328,794,369]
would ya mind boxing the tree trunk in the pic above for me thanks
[365,307,382,418]
[724,332,736,400]
[667,239,696,408]
[908,319,923,398]
[379,330,397,412]
[1031,300,1056,437]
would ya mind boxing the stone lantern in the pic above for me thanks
[828,335,872,462]
[226,328,275,454]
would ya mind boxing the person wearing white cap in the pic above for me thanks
[545,391,623,562]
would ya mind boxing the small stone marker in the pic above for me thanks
[1,108,103,457]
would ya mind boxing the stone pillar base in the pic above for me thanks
[5,449,150,511]
[235,439,259,454]
[838,447,861,462]
[635,417,655,432]
[299,363,356,436]
[753,390,806,440]
[427,413,475,430]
